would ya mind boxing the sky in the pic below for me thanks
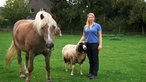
[0,0,6,7]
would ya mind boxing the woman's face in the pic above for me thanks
[88,15,95,23]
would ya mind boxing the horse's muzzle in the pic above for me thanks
[46,43,54,50]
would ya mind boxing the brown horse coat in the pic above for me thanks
[6,11,61,82]
[14,20,47,53]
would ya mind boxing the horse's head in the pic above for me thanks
[34,10,61,50]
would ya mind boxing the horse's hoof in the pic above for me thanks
[25,71,29,74]
[48,80,52,82]
[20,74,25,78]
[26,80,30,82]
[26,79,30,82]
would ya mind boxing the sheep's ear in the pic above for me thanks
[77,45,82,53]
[40,14,44,20]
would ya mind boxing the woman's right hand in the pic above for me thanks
[98,45,102,51]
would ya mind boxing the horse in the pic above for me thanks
[6,10,61,82]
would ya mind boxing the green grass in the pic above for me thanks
[0,32,146,82]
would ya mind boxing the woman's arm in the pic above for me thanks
[98,31,102,50]
[78,32,86,44]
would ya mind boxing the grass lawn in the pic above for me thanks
[0,32,146,82]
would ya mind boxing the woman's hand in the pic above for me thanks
[98,45,102,50]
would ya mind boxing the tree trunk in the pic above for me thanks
[104,14,106,23]
[142,25,144,35]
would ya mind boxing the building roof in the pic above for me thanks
[28,0,52,18]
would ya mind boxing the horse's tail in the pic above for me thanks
[6,41,17,65]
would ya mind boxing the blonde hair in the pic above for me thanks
[34,10,57,36]
[86,13,95,28]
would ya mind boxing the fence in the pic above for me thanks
[0,25,145,35]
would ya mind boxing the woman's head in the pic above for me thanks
[87,13,95,23]
[86,13,95,28]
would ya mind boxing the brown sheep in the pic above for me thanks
[62,42,87,75]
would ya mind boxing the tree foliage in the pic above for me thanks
[51,0,146,34]
[1,0,146,34]
[2,0,30,24]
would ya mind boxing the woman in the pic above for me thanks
[78,13,102,79]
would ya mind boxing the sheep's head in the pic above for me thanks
[77,42,87,53]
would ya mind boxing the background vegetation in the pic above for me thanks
[0,0,29,25]
[0,0,145,82]
[51,0,146,34]
[0,0,146,34]
[0,32,146,82]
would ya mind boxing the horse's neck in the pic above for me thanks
[33,29,45,43]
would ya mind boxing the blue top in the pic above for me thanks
[84,22,102,43]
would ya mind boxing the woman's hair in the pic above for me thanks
[86,13,95,28]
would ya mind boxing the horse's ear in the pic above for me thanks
[40,14,44,20]
[55,27,62,37]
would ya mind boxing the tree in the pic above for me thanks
[51,0,146,34]
[2,0,30,25]
[105,0,127,33]
[51,0,85,33]
[129,0,146,34]
[51,0,112,33]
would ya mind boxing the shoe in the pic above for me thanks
[89,75,97,79]
[88,74,92,77]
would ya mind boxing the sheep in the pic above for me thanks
[62,42,87,75]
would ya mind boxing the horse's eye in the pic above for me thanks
[42,27,44,30]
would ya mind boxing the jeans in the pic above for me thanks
[86,43,99,76]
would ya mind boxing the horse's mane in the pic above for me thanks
[33,10,57,35]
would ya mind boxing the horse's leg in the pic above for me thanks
[44,52,52,82]
[24,53,29,74]
[17,50,25,78]
[26,52,35,82]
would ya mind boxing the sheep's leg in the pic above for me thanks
[65,63,68,72]
[71,65,74,75]
[80,64,83,75]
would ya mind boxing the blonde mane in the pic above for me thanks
[33,10,57,35]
